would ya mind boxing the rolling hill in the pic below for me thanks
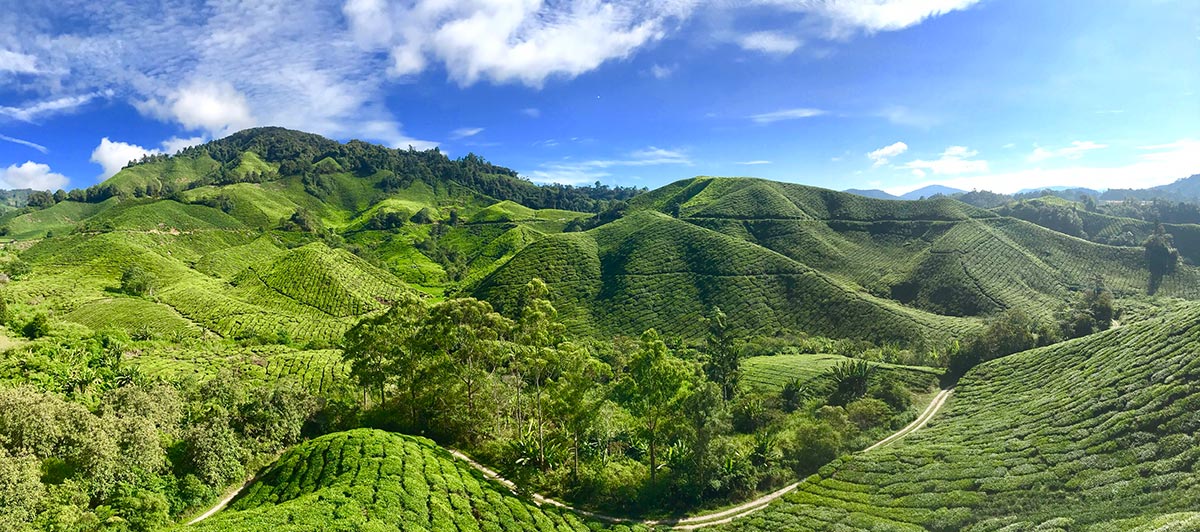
[184,428,648,532]
[720,302,1200,531]
[478,177,1200,346]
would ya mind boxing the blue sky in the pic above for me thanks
[0,0,1197,194]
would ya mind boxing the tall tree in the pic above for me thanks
[415,298,513,442]
[342,292,427,413]
[620,329,693,483]
[703,307,741,401]
[549,342,609,480]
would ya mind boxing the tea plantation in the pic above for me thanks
[185,429,649,532]
[720,303,1200,531]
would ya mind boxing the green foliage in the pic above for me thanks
[703,307,741,401]
[723,302,1200,531]
[618,329,695,483]
[189,429,645,532]
[22,313,49,339]
[828,359,876,406]
[120,264,155,296]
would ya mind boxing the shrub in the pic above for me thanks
[120,264,154,297]
[845,398,893,430]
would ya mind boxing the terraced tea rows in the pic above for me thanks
[477,210,980,345]
[721,302,1200,531]
[186,428,649,532]
[234,242,409,318]
[63,297,202,339]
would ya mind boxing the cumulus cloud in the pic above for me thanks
[88,135,208,179]
[90,138,158,179]
[1028,140,1107,163]
[649,63,676,79]
[0,161,68,190]
[138,82,254,137]
[902,145,987,175]
[739,31,802,54]
[0,49,40,74]
[3,0,975,151]
[749,107,826,124]
[867,141,908,167]
[345,0,675,88]
[887,139,1200,195]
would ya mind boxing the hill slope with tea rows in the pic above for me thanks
[721,302,1200,531]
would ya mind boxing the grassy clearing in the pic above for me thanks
[742,354,941,394]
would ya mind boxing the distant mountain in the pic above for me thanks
[1102,174,1200,202]
[843,188,898,200]
[899,185,965,200]
[1017,186,1102,195]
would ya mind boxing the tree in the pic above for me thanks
[619,329,693,483]
[342,292,427,416]
[548,342,608,479]
[949,308,1042,379]
[413,298,513,442]
[703,307,741,401]
[120,264,154,296]
[1144,224,1179,294]
[511,279,567,468]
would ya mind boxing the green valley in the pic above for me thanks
[2,128,1198,532]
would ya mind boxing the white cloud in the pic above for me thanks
[736,160,772,165]
[0,93,102,122]
[0,49,39,74]
[91,138,158,179]
[88,134,211,178]
[751,0,982,36]
[160,135,207,154]
[649,63,676,79]
[139,81,254,137]
[526,145,692,184]
[521,107,542,118]
[0,134,48,154]
[886,139,1200,194]
[0,161,68,190]
[867,141,908,167]
[750,107,826,124]
[739,31,802,54]
[351,1,675,88]
[1027,140,1107,163]
[450,127,484,139]
[902,145,987,175]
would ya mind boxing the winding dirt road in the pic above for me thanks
[189,388,955,528]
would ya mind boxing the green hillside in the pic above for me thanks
[474,210,979,346]
[186,428,647,532]
[232,242,410,318]
[722,302,1200,532]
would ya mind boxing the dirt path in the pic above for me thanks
[188,389,955,528]
[454,387,956,530]
[186,476,254,525]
